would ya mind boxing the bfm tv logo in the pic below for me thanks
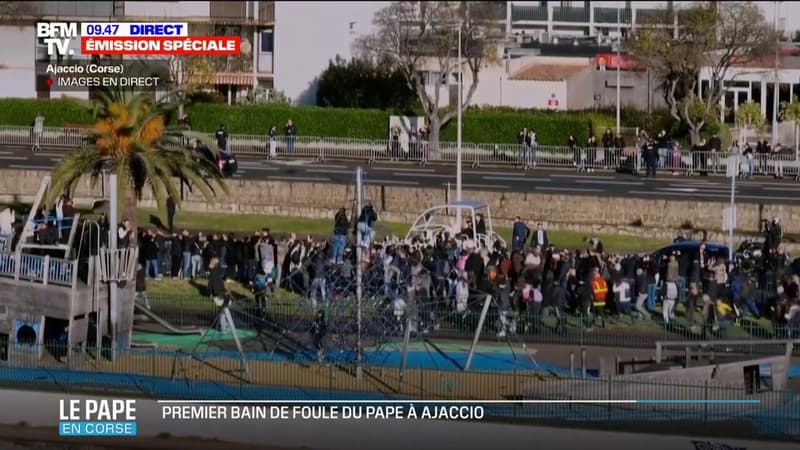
[59,399,137,437]
[37,22,78,56]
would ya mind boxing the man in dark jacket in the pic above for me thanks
[332,208,349,264]
[208,257,230,332]
[356,203,378,248]
[215,124,228,151]
[170,232,182,278]
[166,196,176,232]
[311,309,326,360]
[511,216,529,252]
[143,229,160,279]
[530,223,549,249]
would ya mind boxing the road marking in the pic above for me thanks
[628,189,756,200]
[463,171,528,177]
[0,151,13,155]
[0,156,29,160]
[482,176,551,182]
[534,187,598,192]
[373,167,435,173]
[575,180,644,186]
[238,164,278,171]
[446,183,510,189]
[737,194,799,202]
[267,176,329,182]
[393,172,452,178]
[740,180,800,187]
[306,169,354,175]
[629,190,731,199]
[9,164,53,170]
[763,186,800,192]
[50,158,62,162]
[550,174,617,180]
[37,152,64,157]
[659,187,698,193]
[366,179,419,185]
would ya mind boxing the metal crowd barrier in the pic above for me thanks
[2,125,800,175]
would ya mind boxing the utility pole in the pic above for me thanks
[616,7,622,134]
[355,167,363,380]
[456,21,463,228]
[772,0,780,146]
[108,171,119,361]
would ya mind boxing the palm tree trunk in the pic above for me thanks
[114,185,139,353]
[124,183,138,239]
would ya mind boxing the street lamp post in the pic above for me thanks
[456,21,463,204]
[105,168,119,361]
[615,7,621,135]
[772,0,780,146]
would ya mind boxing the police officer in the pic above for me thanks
[215,124,228,151]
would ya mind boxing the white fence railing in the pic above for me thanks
[1,124,799,176]
[0,250,76,287]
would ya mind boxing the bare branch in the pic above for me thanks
[355,1,504,143]
[630,1,772,142]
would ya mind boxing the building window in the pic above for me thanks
[260,29,274,53]
[215,25,241,37]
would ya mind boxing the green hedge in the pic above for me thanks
[186,103,390,139]
[0,98,92,126]
[0,98,677,146]
[442,110,591,146]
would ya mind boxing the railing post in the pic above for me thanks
[606,374,613,421]
[13,252,20,281]
[703,380,709,423]
[42,255,50,285]
[569,352,575,378]
[581,348,587,379]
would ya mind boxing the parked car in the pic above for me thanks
[651,240,730,262]
[790,258,800,276]
[194,144,238,178]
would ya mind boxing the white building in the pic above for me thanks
[0,1,276,102]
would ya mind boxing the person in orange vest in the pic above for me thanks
[590,267,609,328]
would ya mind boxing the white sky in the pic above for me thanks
[274,1,389,105]
[274,1,798,105]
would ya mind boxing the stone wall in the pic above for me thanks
[1,169,798,244]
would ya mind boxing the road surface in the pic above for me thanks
[3,146,800,204]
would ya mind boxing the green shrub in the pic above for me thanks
[185,103,390,139]
[0,98,684,145]
[0,97,92,126]
[444,110,591,145]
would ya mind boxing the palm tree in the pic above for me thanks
[48,88,227,237]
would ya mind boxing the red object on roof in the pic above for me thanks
[595,53,644,71]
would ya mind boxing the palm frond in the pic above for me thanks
[49,85,228,231]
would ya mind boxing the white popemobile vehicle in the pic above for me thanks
[404,200,505,249]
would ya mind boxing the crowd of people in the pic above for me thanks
[122,202,800,341]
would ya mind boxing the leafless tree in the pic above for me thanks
[630,1,774,144]
[355,1,504,145]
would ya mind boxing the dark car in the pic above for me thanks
[790,258,800,276]
[195,144,238,177]
[652,240,730,262]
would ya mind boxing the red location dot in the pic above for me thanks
[46,78,53,87]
